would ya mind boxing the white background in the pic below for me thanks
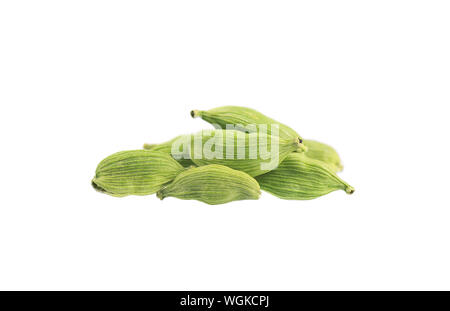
[1,1,449,290]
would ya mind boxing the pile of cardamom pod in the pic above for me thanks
[92,106,354,205]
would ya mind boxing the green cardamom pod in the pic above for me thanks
[92,150,185,197]
[143,135,195,167]
[187,129,305,177]
[255,153,354,200]
[144,129,305,177]
[304,139,343,172]
[191,106,302,141]
[157,164,261,205]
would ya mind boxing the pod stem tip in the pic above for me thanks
[190,110,200,118]
[294,137,307,152]
[91,179,106,193]
[156,190,165,200]
[345,186,355,195]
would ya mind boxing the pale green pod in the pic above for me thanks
[157,165,261,205]
[187,129,305,177]
[255,153,354,200]
[92,150,185,197]
[304,139,343,172]
[191,106,302,141]
[143,135,195,167]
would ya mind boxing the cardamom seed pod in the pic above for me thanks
[255,153,354,200]
[187,129,305,177]
[157,164,261,205]
[191,106,302,141]
[304,139,343,172]
[92,150,185,197]
[143,135,195,167]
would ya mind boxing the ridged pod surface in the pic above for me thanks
[157,165,261,205]
[92,150,185,197]
[304,139,343,172]
[187,129,305,177]
[255,153,354,200]
[143,135,194,167]
[191,106,302,141]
